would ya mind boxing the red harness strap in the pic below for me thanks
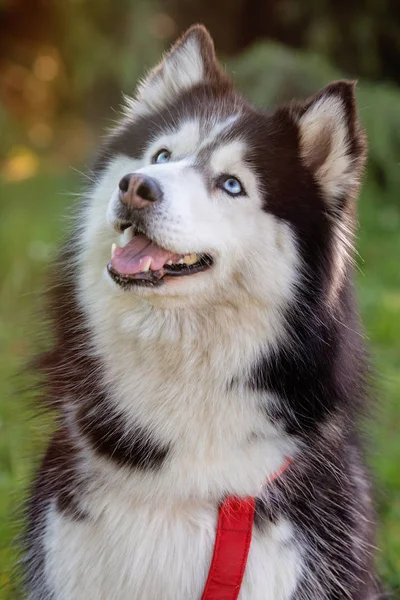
[201,458,292,600]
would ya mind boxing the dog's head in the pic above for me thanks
[78,25,365,327]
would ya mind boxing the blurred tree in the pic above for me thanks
[0,0,168,166]
[1,0,399,167]
[165,0,400,84]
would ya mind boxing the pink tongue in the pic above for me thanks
[111,234,180,276]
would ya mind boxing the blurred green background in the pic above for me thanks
[0,0,399,597]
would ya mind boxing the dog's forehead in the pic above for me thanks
[96,88,274,174]
[147,102,279,163]
[147,113,246,161]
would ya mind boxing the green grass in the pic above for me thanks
[357,183,400,591]
[0,170,399,596]
[0,171,80,596]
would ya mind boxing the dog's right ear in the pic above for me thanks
[280,81,366,209]
[128,25,227,116]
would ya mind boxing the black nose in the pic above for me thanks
[118,173,163,210]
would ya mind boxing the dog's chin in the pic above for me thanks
[105,260,219,309]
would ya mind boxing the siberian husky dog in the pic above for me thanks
[24,24,382,600]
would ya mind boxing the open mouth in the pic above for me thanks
[107,226,213,288]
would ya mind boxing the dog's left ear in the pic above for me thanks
[289,81,366,208]
[132,25,227,115]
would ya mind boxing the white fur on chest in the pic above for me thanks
[43,492,302,600]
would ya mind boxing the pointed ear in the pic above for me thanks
[291,81,366,207]
[131,25,227,115]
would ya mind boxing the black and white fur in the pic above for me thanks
[24,25,382,599]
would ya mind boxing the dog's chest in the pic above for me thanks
[43,495,302,600]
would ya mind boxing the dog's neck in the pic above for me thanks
[88,293,286,393]
[70,293,295,502]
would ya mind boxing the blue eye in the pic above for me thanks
[222,177,243,196]
[153,149,171,164]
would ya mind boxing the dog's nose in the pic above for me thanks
[118,173,163,210]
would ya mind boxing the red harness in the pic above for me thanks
[201,458,292,600]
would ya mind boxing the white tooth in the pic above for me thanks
[120,226,133,247]
[183,255,191,263]
[111,243,117,257]
[167,260,173,265]
[141,258,152,272]
[178,258,185,265]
